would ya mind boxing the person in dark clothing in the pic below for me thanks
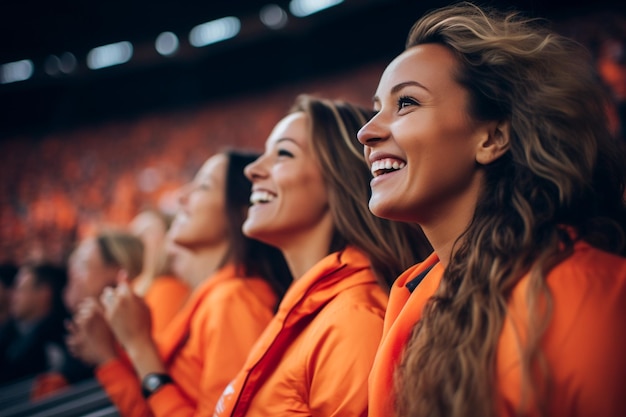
[0,263,18,327]
[0,262,70,386]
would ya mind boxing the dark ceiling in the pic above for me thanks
[1,0,624,139]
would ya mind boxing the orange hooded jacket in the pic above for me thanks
[95,264,278,417]
[213,246,388,417]
[369,241,626,417]
[142,275,191,336]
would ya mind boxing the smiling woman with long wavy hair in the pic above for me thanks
[359,3,626,417]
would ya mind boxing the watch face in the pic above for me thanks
[146,374,162,391]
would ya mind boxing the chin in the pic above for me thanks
[244,223,279,247]
[368,198,396,221]
[369,200,414,223]
[242,221,265,240]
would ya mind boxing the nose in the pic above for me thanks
[244,155,267,181]
[357,112,387,146]
[176,183,192,206]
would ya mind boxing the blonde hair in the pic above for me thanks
[395,3,626,417]
[96,230,144,281]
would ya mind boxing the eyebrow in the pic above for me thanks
[372,80,430,104]
[275,137,302,148]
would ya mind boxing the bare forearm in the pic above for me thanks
[125,336,167,380]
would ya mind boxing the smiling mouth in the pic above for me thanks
[249,190,276,205]
[371,158,406,177]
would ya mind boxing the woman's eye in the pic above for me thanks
[398,96,418,110]
[277,149,294,158]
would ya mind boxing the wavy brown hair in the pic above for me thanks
[395,3,626,417]
[290,95,432,288]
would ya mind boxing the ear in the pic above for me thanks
[475,120,510,165]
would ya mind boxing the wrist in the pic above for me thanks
[141,373,173,399]
[124,335,155,363]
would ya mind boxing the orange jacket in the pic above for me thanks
[96,264,278,417]
[213,246,388,417]
[143,275,191,336]
[369,242,626,417]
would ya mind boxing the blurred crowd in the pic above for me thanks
[0,66,380,266]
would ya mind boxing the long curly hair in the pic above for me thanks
[290,95,432,288]
[395,3,626,417]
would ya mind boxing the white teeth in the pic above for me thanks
[370,158,406,177]
[250,190,276,204]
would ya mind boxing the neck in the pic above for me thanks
[419,179,481,268]
[184,241,231,288]
[278,214,335,280]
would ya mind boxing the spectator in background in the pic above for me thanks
[593,15,626,141]
[0,263,69,386]
[128,209,190,335]
[32,230,144,399]
[67,150,293,417]
[63,231,144,315]
[359,4,626,416]
[0,263,18,327]
[213,95,431,416]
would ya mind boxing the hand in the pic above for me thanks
[66,297,117,366]
[100,282,153,353]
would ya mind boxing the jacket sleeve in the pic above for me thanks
[148,280,275,417]
[305,299,386,417]
[96,357,153,417]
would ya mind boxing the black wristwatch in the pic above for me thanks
[142,373,173,399]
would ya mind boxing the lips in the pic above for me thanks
[370,157,406,177]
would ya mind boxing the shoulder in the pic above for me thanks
[144,275,190,300]
[514,243,626,350]
[207,275,272,300]
[150,275,190,292]
[196,276,276,318]
[547,243,626,297]
[310,281,388,341]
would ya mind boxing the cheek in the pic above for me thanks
[292,174,328,207]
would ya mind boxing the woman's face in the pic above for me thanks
[64,238,118,313]
[357,43,489,225]
[243,112,331,248]
[170,153,229,250]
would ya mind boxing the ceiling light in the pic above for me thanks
[189,17,241,47]
[289,0,343,17]
[87,41,133,70]
[0,59,34,84]
[260,4,288,29]
[155,32,180,56]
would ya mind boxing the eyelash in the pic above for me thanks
[278,149,294,158]
[397,95,419,110]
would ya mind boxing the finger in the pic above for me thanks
[117,281,131,296]
[100,286,116,308]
